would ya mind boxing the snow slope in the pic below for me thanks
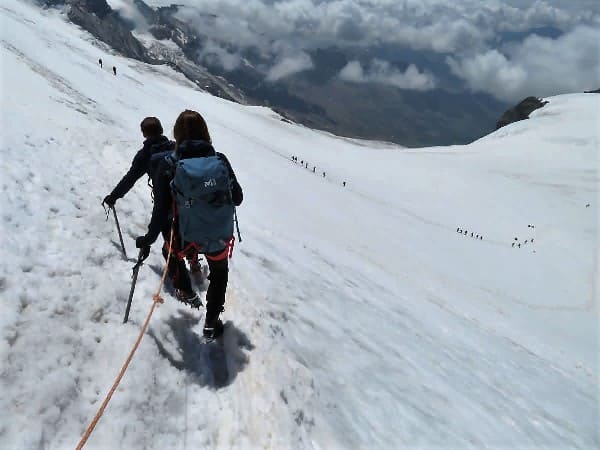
[0,1,598,449]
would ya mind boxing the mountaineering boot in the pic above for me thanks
[203,307,225,340]
[175,289,202,309]
[203,319,224,340]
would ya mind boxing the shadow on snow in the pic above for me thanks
[149,310,254,389]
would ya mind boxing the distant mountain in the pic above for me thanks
[37,0,510,147]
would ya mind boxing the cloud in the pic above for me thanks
[448,25,600,101]
[266,52,314,81]
[105,0,149,29]
[198,41,242,71]
[339,60,436,91]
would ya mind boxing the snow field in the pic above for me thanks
[1,1,598,448]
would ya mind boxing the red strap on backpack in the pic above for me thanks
[171,196,236,262]
[205,236,235,261]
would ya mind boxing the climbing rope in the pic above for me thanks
[75,225,175,450]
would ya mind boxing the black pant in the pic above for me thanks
[204,257,228,321]
[162,238,193,292]
[161,230,229,316]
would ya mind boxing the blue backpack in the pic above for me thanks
[170,150,235,253]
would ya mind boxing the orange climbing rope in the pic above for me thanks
[75,225,175,450]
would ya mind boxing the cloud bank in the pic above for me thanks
[139,0,599,99]
[448,25,600,102]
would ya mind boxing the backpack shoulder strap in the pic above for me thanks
[149,139,175,153]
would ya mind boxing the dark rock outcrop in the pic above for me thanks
[496,96,548,129]
[67,1,150,62]
[584,88,600,94]
[37,0,149,61]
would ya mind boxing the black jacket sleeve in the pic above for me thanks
[110,149,147,199]
[217,152,243,206]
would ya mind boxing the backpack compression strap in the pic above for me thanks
[176,236,235,262]
[169,201,236,261]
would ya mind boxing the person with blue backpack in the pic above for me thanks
[135,109,243,340]
[103,117,203,307]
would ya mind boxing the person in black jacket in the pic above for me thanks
[103,117,174,207]
[135,110,243,339]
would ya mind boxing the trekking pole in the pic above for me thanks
[234,207,242,243]
[112,206,127,259]
[123,249,145,323]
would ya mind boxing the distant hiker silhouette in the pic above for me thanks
[343,181,346,187]
[322,172,326,177]
[135,110,243,340]
[98,58,102,68]
[313,167,316,173]
[112,66,117,76]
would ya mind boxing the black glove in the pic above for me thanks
[136,235,152,248]
[102,194,116,208]
[135,236,151,261]
[140,245,151,261]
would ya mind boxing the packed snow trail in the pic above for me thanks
[0,2,597,449]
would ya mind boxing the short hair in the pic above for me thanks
[140,117,163,138]
[173,110,211,145]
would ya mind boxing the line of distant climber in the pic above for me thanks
[456,228,483,240]
[290,156,347,187]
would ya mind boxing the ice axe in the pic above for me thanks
[123,248,147,323]
[111,206,127,259]
[102,202,127,259]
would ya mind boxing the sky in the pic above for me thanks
[1,1,598,448]
[109,0,600,102]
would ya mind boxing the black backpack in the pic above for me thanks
[147,140,176,180]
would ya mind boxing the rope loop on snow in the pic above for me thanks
[75,225,175,450]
